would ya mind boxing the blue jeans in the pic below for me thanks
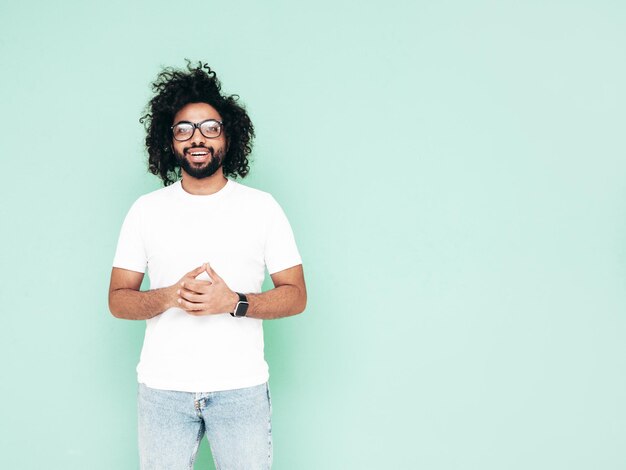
[137,382,272,469]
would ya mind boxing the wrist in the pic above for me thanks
[228,291,239,312]
[166,284,179,310]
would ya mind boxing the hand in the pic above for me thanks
[176,263,238,316]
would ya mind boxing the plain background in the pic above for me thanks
[1,1,625,469]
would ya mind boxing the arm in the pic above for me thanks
[108,267,175,320]
[245,264,307,319]
[177,264,307,319]
[108,266,206,320]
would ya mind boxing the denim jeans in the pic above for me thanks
[137,382,272,469]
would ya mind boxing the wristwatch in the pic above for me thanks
[230,292,249,318]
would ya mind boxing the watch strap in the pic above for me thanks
[231,292,249,317]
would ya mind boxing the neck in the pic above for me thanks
[180,168,228,195]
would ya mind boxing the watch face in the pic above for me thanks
[235,301,249,317]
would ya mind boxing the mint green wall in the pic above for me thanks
[1,1,625,469]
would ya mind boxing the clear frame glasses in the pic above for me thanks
[171,119,223,141]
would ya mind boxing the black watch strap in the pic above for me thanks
[231,292,249,317]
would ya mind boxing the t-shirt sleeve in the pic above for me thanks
[112,198,147,273]
[264,196,302,275]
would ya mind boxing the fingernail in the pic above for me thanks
[177,298,181,304]
[177,289,180,295]
[181,282,185,287]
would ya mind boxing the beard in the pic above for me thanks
[174,146,226,179]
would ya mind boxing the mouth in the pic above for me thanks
[185,147,212,163]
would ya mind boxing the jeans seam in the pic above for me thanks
[267,382,273,468]
[188,422,204,470]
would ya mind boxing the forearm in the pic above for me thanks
[109,286,176,320]
[245,284,307,320]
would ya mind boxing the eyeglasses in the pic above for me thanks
[171,119,223,141]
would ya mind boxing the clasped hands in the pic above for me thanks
[173,263,239,316]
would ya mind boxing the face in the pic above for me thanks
[171,102,227,180]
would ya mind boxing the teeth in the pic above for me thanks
[191,152,208,156]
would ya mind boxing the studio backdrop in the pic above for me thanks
[0,1,625,469]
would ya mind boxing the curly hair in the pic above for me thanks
[140,61,254,185]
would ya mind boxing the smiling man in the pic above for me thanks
[108,62,306,470]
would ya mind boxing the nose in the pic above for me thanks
[188,127,206,146]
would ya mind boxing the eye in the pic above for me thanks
[201,121,221,136]
[174,124,192,135]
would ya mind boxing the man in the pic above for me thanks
[108,62,307,470]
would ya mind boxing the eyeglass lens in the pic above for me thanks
[173,120,222,141]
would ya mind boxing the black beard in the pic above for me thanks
[174,146,225,179]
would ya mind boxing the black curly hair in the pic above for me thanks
[140,61,254,186]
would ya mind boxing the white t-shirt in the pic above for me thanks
[112,179,302,392]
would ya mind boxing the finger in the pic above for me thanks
[205,263,223,283]
[181,278,213,294]
[177,288,204,303]
[184,265,206,279]
[177,297,207,311]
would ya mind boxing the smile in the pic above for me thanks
[185,147,212,163]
